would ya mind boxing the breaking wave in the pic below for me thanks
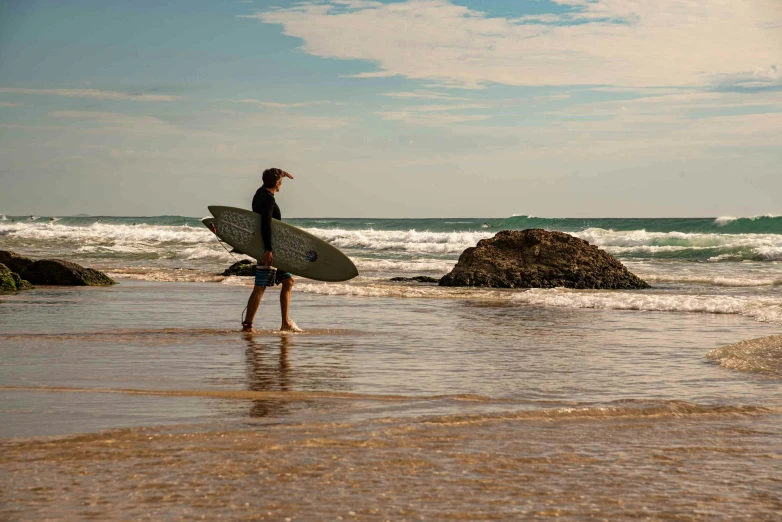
[2,217,781,263]
[301,227,492,255]
[574,228,782,261]
[2,221,211,245]
[640,274,782,287]
[302,226,782,262]
[351,257,454,274]
[503,214,782,234]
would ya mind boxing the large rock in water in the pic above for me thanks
[439,229,650,289]
[21,259,116,286]
[0,263,33,292]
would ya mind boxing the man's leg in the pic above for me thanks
[243,286,265,331]
[279,277,295,330]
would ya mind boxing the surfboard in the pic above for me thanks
[203,206,358,282]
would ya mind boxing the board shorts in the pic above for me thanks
[255,266,293,287]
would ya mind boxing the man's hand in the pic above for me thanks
[263,250,273,267]
[282,171,294,180]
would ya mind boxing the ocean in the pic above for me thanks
[1,213,781,519]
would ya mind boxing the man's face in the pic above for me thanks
[276,178,283,191]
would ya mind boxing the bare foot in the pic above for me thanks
[279,320,303,333]
[242,323,255,333]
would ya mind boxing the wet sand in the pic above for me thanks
[2,409,780,521]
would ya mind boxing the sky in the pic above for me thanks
[0,0,780,218]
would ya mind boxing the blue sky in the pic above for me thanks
[1,0,780,217]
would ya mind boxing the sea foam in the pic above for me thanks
[295,283,782,324]
[0,221,212,244]
[511,288,782,324]
[352,258,454,274]
[574,228,782,261]
[3,220,781,261]
[640,274,782,287]
[301,227,493,255]
[707,335,782,376]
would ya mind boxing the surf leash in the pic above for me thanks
[208,222,242,264]
[208,222,255,330]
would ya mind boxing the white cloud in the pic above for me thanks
[717,64,782,88]
[375,111,490,125]
[373,97,491,125]
[48,110,188,135]
[411,103,489,112]
[513,14,562,24]
[29,108,350,138]
[0,88,180,101]
[0,102,22,107]
[247,0,782,88]
[381,90,469,100]
[208,109,352,130]
[534,94,572,102]
[331,0,382,7]
[233,98,335,108]
[548,90,782,118]
[754,65,781,81]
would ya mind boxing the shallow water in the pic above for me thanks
[2,215,782,519]
[2,282,782,519]
[2,281,781,437]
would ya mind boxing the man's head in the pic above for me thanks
[262,168,293,191]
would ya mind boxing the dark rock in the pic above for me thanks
[222,260,255,277]
[12,271,34,290]
[390,276,440,283]
[439,229,650,289]
[0,251,33,274]
[21,259,116,286]
[0,263,18,292]
[0,263,32,292]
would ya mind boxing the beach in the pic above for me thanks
[1,215,781,519]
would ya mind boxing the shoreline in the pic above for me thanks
[3,407,780,520]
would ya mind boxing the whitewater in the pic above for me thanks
[1,214,782,327]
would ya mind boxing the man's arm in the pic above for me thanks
[254,191,274,267]
[260,202,273,253]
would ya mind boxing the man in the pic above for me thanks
[242,167,301,333]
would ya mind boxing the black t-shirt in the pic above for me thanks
[251,188,281,251]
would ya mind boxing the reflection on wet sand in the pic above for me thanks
[242,333,357,418]
[245,335,292,418]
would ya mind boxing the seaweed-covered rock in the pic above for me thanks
[0,251,33,274]
[21,259,116,286]
[390,276,440,283]
[0,263,18,292]
[222,260,256,276]
[439,229,650,289]
[0,263,32,292]
[11,271,34,290]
